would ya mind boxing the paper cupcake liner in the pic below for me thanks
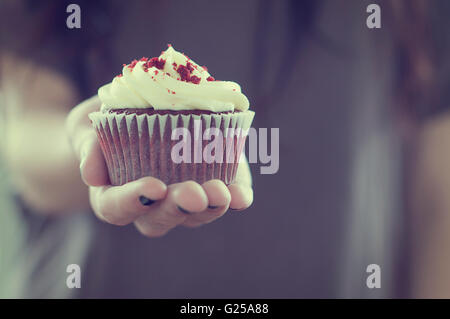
[88,110,255,186]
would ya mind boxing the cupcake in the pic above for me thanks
[89,45,254,186]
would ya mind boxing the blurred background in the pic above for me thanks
[1,0,450,298]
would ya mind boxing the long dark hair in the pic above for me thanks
[0,0,439,121]
[388,0,438,121]
[252,0,323,108]
[252,0,438,127]
[0,0,120,99]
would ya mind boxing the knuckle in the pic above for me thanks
[165,207,190,220]
[208,208,226,217]
[181,181,203,194]
[183,220,203,228]
[100,208,129,226]
[104,214,129,226]
[183,212,224,228]
[151,220,172,231]
[183,180,198,188]
[208,179,226,189]
[136,223,169,238]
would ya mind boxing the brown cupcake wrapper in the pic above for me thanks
[88,110,255,186]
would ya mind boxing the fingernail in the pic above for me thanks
[177,205,192,215]
[139,196,156,206]
[208,205,220,210]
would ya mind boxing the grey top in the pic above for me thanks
[0,0,410,298]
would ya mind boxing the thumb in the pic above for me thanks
[79,131,109,186]
[66,95,108,186]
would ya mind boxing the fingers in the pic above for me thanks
[79,131,109,186]
[90,177,252,238]
[134,181,209,237]
[182,179,231,228]
[66,95,109,186]
[134,179,251,237]
[68,97,255,239]
[227,156,253,210]
[66,95,101,157]
[66,95,101,138]
[234,155,252,187]
[90,177,167,226]
[228,183,253,211]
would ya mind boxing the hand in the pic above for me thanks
[66,96,254,237]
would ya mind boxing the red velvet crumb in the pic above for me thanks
[186,62,195,72]
[190,75,201,84]
[176,64,203,84]
[145,57,166,70]
[128,60,138,70]
[207,76,215,81]
[176,64,191,81]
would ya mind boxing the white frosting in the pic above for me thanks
[98,46,250,112]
